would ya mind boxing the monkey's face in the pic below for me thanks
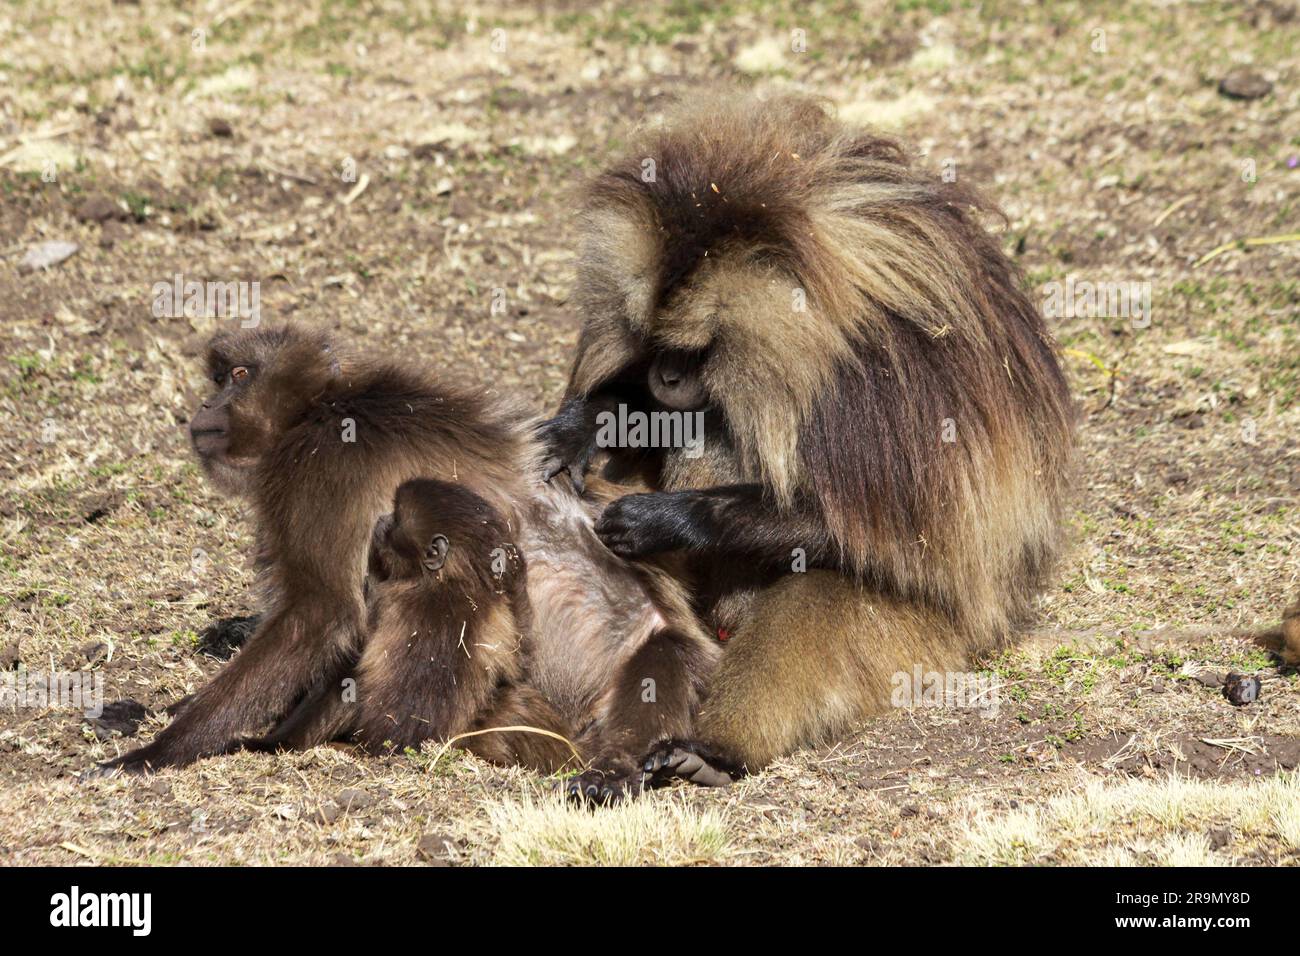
[647,349,709,411]
[576,237,836,498]
[192,326,339,494]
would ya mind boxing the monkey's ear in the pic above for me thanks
[422,534,450,572]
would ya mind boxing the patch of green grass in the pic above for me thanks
[169,629,200,648]
[894,0,953,13]
[552,0,738,46]
[1227,648,1273,672]
[1042,646,1078,684]
[122,192,152,221]
[7,353,44,375]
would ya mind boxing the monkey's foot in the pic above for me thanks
[238,735,286,755]
[79,763,123,782]
[88,736,233,779]
[643,739,741,788]
[564,765,644,805]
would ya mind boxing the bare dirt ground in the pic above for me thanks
[1,0,1297,866]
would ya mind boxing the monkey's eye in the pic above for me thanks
[230,366,250,382]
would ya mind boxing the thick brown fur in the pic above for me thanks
[98,325,718,793]
[352,480,532,754]
[546,91,1076,774]
[99,325,530,773]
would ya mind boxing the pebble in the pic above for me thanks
[19,241,79,273]
[75,194,125,223]
[416,832,455,864]
[1218,69,1272,100]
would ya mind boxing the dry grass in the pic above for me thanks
[955,772,1300,866]
[483,789,732,866]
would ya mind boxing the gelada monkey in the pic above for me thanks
[96,325,717,800]
[542,91,1076,785]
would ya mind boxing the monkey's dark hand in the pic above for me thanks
[88,727,242,779]
[596,491,707,559]
[643,739,741,789]
[85,744,170,779]
[564,764,645,806]
[537,397,601,493]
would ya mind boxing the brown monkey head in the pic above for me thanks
[368,479,520,590]
[569,92,866,498]
[568,91,1038,507]
[191,324,341,494]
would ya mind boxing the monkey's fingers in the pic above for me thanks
[566,461,588,495]
[83,751,153,780]
[595,494,677,558]
[540,455,567,483]
[536,413,598,491]
[645,744,735,788]
[564,767,644,806]
[540,454,591,494]
[79,763,123,782]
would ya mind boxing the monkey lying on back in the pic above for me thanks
[337,476,717,797]
[96,324,717,801]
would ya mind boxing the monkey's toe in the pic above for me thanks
[80,763,122,782]
[565,767,643,806]
[643,741,738,788]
